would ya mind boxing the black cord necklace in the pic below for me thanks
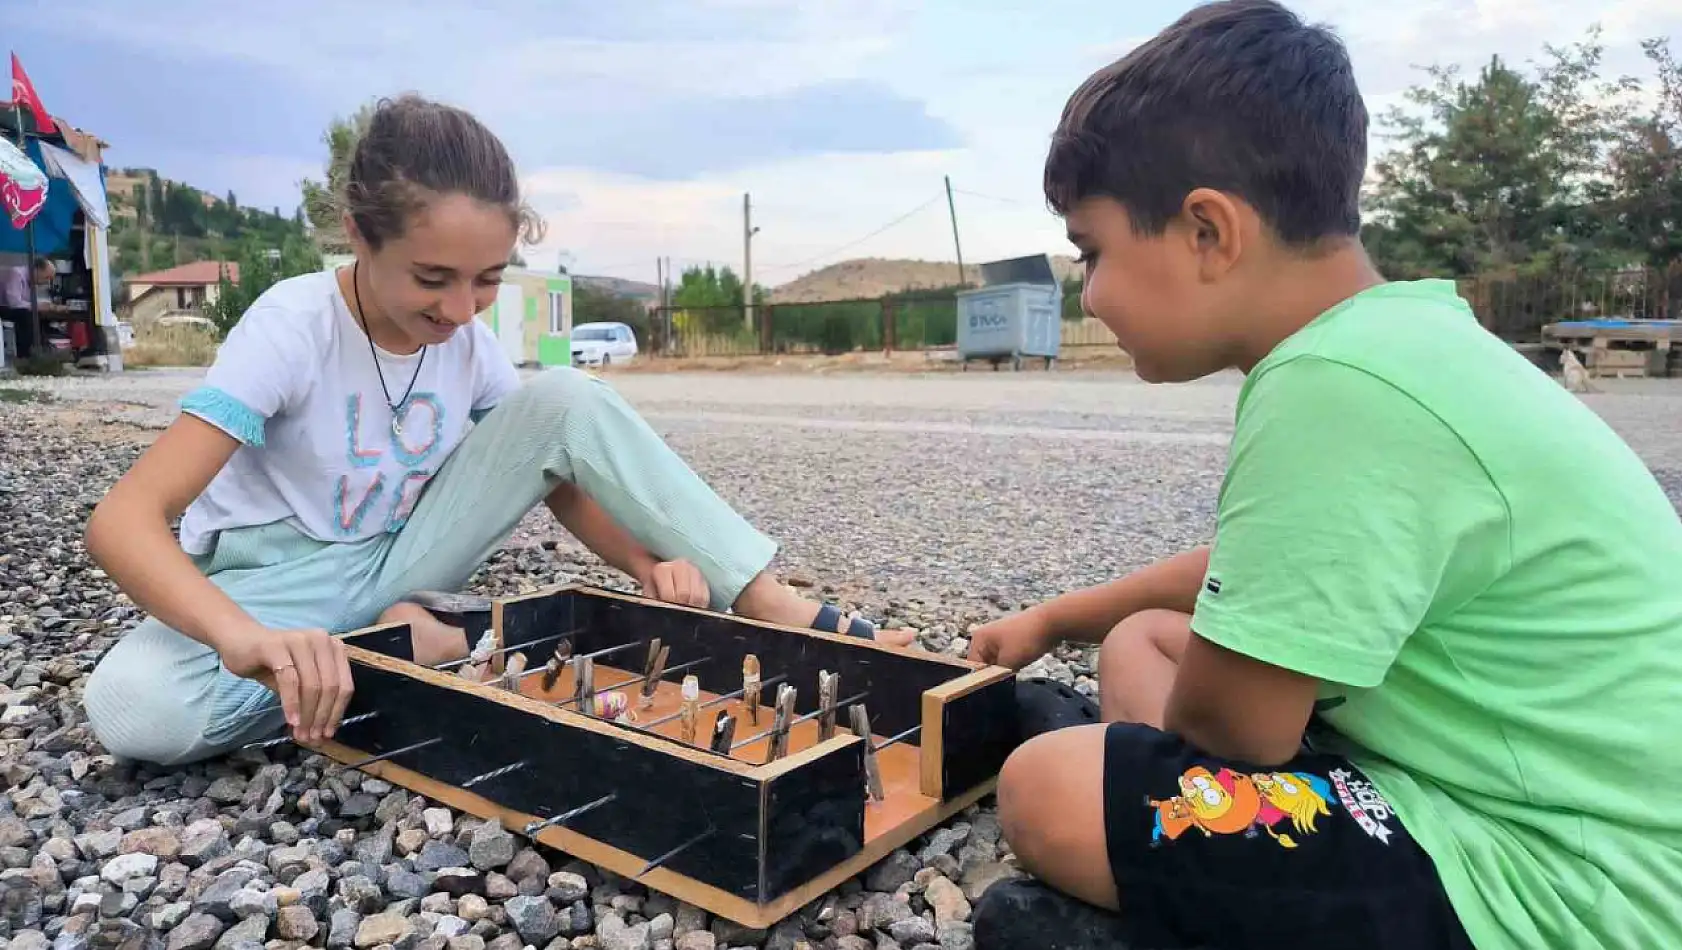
[352,261,426,438]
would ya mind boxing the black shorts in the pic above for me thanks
[1102,722,1475,950]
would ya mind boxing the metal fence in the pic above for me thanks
[637,265,1680,358]
[1456,264,1681,341]
[646,292,1117,358]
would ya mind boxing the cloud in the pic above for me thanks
[500,79,962,181]
[19,0,1682,287]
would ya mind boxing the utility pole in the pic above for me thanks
[743,192,760,329]
[945,175,966,287]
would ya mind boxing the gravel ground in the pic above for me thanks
[3,366,1681,950]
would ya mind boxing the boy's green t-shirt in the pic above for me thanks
[1192,279,1682,949]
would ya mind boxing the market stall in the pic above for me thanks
[3,53,119,372]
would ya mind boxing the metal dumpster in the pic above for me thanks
[955,254,1062,370]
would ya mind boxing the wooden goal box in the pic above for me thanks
[302,584,1019,928]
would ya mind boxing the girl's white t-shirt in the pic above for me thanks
[176,268,521,556]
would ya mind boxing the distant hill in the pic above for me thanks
[574,274,660,303]
[769,256,1082,303]
[104,167,309,282]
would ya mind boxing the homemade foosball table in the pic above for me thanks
[292,584,1020,928]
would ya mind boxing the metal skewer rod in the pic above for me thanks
[729,691,869,752]
[511,638,653,684]
[635,826,717,878]
[522,792,618,835]
[871,723,922,752]
[333,736,443,771]
[556,656,711,708]
[240,711,381,751]
[461,760,531,788]
[641,674,790,729]
[434,628,591,672]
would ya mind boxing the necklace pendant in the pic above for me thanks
[391,415,404,438]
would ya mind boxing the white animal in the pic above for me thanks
[1559,347,1598,394]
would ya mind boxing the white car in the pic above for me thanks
[571,322,638,367]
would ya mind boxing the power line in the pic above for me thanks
[953,187,1034,207]
[757,193,946,274]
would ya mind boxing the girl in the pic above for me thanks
[81,93,909,768]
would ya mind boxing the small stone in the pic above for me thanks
[596,914,650,950]
[338,795,379,819]
[467,823,514,872]
[889,917,935,945]
[119,828,181,860]
[916,826,969,866]
[10,932,50,950]
[354,913,412,949]
[935,922,972,950]
[385,870,428,900]
[857,894,913,932]
[179,827,231,869]
[504,850,549,885]
[922,877,969,926]
[212,913,268,950]
[394,830,428,858]
[432,869,484,899]
[78,830,122,859]
[544,872,587,906]
[275,907,318,942]
[645,914,674,945]
[673,935,713,950]
[421,811,453,838]
[431,916,470,940]
[834,938,873,950]
[671,905,706,938]
[415,843,470,874]
[100,853,158,886]
[204,778,247,805]
[504,896,559,944]
[445,938,483,950]
[166,914,224,950]
[865,852,919,893]
[957,862,1018,903]
[454,895,488,924]
[483,873,517,902]
[229,888,277,920]
[327,910,360,950]
[154,902,193,931]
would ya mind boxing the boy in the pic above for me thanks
[966,2,1682,948]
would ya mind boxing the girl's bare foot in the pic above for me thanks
[731,574,919,648]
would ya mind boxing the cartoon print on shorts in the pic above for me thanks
[1148,766,1334,849]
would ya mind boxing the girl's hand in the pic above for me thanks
[638,559,711,609]
[220,626,355,743]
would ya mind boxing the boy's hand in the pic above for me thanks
[968,612,1058,669]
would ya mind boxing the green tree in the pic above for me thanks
[574,282,651,342]
[1363,29,1636,277]
[204,234,324,336]
[1606,38,1682,278]
[670,264,768,335]
[298,103,377,253]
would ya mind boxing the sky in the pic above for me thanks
[12,0,1681,287]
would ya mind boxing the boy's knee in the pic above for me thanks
[996,731,1083,866]
[1102,609,1190,663]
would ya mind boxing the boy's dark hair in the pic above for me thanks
[1044,0,1367,247]
[343,93,544,250]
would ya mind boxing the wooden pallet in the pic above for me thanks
[301,584,1019,928]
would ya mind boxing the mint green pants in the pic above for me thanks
[83,368,778,766]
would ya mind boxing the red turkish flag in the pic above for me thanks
[9,53,53,132]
